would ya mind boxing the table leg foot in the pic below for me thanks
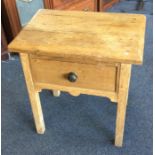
[115,101,127,147]
[31,91,45,134]
[53,90,61,97]
[37,126,45,134]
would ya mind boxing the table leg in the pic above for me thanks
[53,90,61,97]
[115,64,131,147]
[20,53,45,134]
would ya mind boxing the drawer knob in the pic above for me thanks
[67,72,78,82]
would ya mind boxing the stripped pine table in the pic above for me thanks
[9,9,146,147]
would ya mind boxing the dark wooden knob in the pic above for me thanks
[67,72,78,82]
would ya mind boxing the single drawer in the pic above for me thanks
[53,0,95,11]
[30,57,119,92]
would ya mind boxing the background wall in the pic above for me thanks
[16,0,44,26]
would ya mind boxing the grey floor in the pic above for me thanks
[2,1,152,155]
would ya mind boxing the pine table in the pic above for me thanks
[9,9,146,147]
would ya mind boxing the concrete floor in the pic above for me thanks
[2,1,153,154]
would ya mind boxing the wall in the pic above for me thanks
[16,0,43,26]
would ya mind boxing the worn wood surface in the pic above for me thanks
[30,57,118,92]
[115,64,132,147]
[9,9,146,64]
[20,53,45,134]
[35,82,118,102]
[8,9,145,147]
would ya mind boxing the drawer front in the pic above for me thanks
[30,58,118,92]
[53,0,95,11]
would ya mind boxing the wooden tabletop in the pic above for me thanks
[9,9,146,64]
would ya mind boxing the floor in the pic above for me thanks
[2,1,153,154]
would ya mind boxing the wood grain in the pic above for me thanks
[43,0,53,9]
[20,53,45,134]
[35,82,118,102]
[30,57,118,92]
[8,9,145,146]
[8,9,146,65]
[53,0,96,11]
[44,0,97,11]
[53,0,78,8]
[115,64,132,147]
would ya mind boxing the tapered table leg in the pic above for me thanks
[115,64,131,147]
[20,53,45,134]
